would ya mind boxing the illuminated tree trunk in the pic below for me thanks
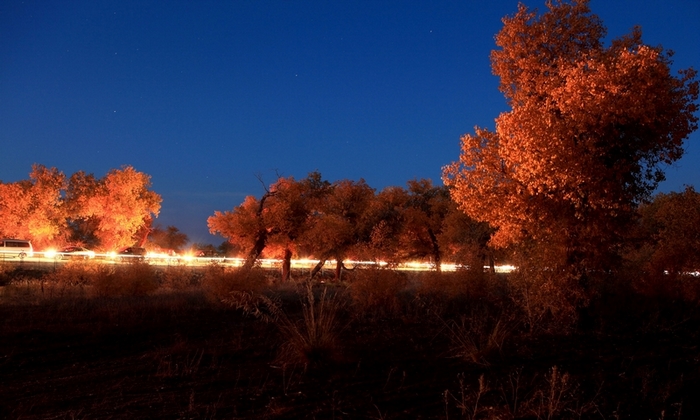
[309,259,325,280]
[428,228,441,272]
[242,192,271,271]
[243,231,267,270]
[281,247,292,281]
[309,253,332,280]
[134,216,153,248]
[334,259,342,280]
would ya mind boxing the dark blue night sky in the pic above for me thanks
[2,0,698,244]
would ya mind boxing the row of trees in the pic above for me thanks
[4,1,698,288]
[210,0,699,285]
[208,170,700,282]
[0,164,161,250]
[208,174,493,280]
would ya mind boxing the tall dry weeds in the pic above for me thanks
[225,282,345,370]
[442,308,517,366]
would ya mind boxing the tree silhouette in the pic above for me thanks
[149,225,189,253]
[632,187,700,279]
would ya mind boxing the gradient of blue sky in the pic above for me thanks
[2,1,699,244]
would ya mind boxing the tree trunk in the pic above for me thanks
[242,192,272,271]
[281,247,292,281]
[428,228,441,272]
[242,231,267,270]
[309,256,329,280]
[334,259,342,281]
[134,216,153,248]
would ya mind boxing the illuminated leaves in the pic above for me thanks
[0,164,66,247]
[209,175,491,272]
[92,166,162,250]
[1,165,161,250]
[444,0,699,268]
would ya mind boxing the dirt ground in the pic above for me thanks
[1,282,699,419]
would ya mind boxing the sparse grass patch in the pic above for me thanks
[417,269,476,300]
[1,263,699,418]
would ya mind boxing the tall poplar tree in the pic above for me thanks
[443,0,698,272]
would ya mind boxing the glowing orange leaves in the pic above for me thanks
[0,165,161,250]
[443,0,698,268]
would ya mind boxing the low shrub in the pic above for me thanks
[160,265,200,291]
[91,261,159,297]
[346,267,408,319]
[201,265,271,300]
[507,269,585,335]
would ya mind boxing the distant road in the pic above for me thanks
[1,253,516,273]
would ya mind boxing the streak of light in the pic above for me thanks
[24,251,517,273]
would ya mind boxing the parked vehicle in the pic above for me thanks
[115,247,147,262]
[53,246,96,260]
[0,239,34,259]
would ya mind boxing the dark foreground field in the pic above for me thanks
[1,264,699,419]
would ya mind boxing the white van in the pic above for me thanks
[0,239,34,259]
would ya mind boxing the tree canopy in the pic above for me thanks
[1,164,162,250]
[443,0,698,271]
[0,164,66,248]
[209,173,492,279]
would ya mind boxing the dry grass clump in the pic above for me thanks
[1,263,97,303]
[443,307,517,366]
[508,269,585,335]
[160,265,201,291]
[443,366,589,419]
[201,265,271,300]
[225,282,346,370]
[91,261,159,297]
[346,267,409,319]
[632,270,700,304]
[412,270,513,323]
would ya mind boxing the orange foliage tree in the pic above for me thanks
[264,172,331,280]
[300,178,376,280]
[208,172,332,279]
[209,174,378,280]
[66,166,161,250]
[632,187,700,278]
[148,225,190,253]
[208,194,268,269]
[443,0,698,273]
[2,165,161,251]
[209,174,495,278]
[398,179,454,271]
[0,164,67,248]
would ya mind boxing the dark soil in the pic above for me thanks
[1,288,699,419]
